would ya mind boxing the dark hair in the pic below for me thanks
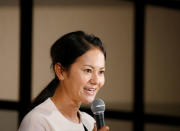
[30,31,106,109]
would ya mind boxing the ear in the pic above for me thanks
[54,63,65,80]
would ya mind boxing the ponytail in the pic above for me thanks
[30,77,59,110]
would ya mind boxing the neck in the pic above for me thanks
[51,83,81,123]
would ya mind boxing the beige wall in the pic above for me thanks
[145,124,180,131]
[0,2,19,101]
[0,110,18,130]
[106,119,132,131]
[145,6,180,116]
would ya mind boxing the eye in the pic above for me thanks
[99,70,105,75]
[84,69,92,73]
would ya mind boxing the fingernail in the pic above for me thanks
[106,126,110,130]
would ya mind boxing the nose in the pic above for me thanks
[90,72,99,85]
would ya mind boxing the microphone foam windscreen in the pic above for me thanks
[91,98,105,114]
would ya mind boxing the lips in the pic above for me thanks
[83,87,97,96]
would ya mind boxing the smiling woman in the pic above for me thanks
[18,31,109,131]
[54,48,105,104]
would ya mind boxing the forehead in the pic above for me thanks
[74,48,105,68]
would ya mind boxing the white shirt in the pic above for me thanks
[18,98,95,131]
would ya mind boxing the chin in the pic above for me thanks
[82,96,95,104]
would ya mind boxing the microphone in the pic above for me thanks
[91,98,105,129]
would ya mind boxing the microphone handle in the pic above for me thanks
[94,113,105,129]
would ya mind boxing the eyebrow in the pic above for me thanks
[83,65,105,70]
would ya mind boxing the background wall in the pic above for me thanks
[0,0,180,131]
[0,1,19,101]
[145,6,180,116]
[0,1,19,130]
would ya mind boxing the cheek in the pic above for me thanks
[99,76,105,88]
[72,72,90,87]
[79,74,91,85]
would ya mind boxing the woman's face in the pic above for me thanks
[62,48,105,104]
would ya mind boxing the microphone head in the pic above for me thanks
[91,98,105,114]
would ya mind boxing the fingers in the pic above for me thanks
[92,124,97,131]
[98,126,109,131]
[93,123,110,131]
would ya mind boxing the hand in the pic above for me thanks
[93,124,109,131]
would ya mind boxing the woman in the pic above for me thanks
[18,31,109,131]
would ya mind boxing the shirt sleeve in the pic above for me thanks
[18,112,47,131]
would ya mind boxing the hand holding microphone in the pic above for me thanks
[91,98,109,131]
[93,124,109,131]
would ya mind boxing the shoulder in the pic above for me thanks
[18,98,53,131]
[18,110,47,131]
[79,111,95,131]
[26,98,53,118]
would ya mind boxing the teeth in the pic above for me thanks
[85,88,95,91]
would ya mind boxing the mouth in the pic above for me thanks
[83,87,97,96]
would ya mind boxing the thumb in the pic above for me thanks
[92,123,97,131]
[98,126,110,131]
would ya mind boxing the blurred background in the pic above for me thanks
[0,0,180,130]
